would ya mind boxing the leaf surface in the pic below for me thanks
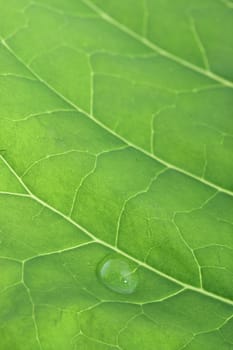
[0,0,233,349]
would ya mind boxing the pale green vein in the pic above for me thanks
[189,15,210,71]
[0,154,233,307]
[172,219,203,288]
[21,149,94,178]
[11,109,75,122]
[115,167,168,247]
[0,191,29,197]
[21,261,42,350]
[1,39,233,198]
[82,0,233,88]
[70,145,128,217]
[150,105,176,154]
[142,288,186,305]
[116,312,142,347]
[24,241,95,262]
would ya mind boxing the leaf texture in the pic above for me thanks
[0,0,233,349]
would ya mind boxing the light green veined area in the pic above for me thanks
[0,0,232,349]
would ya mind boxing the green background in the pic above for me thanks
[0,0,232,349]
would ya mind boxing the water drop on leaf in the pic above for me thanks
[97,256,138,295]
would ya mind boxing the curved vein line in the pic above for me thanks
[1,40,233,198]
[1,154,232,307]
[82,0,233,88]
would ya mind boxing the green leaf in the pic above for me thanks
[0,0,233,349]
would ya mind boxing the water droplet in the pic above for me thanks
[97,256,138,295]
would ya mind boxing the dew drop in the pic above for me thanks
[97,256,138,295]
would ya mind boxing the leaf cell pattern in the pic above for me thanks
[0,0,233,349]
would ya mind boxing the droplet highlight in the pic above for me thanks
[97,256,138,295]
